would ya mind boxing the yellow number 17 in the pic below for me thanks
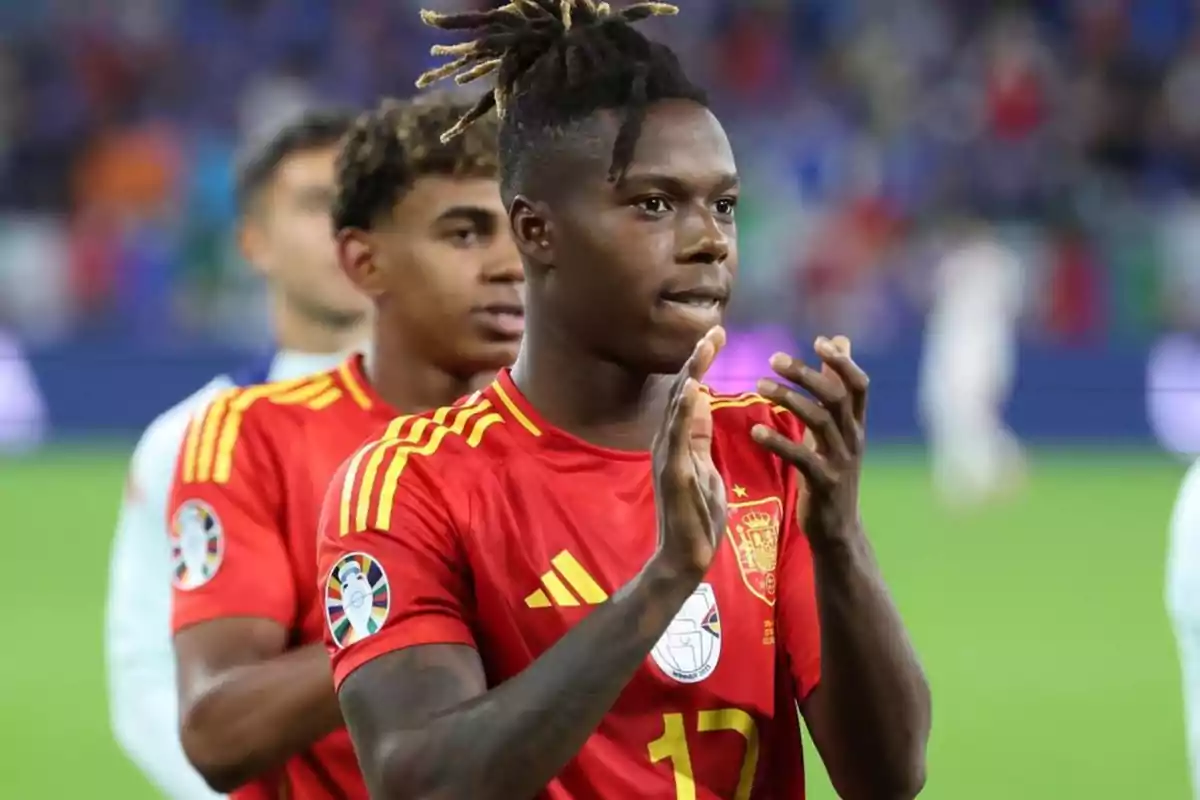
[648,709,760,800]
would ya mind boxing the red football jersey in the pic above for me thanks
[169,355,397,800]
[321,368,821,799]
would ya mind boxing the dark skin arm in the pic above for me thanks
[174,618,343,793]
[341,563,697,800]
[339,329,731,800]
[754,336,931,800]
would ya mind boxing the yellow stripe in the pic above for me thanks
[194,391,235,483]
[492,379,540,437]
[338,361,373,410]
[210,379,307,484]
[465,413,502,447]
[710,396,771,411]
[339,408,452,536]
[540,571,579,606]
[355,417,434,531]
[338,444,374,537]
[373,401,491,530]
[306,388,343,410]
[552,551,608,603]
[270,376,333,405]
[181,412,205,484]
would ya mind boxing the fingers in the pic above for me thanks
[814,336,869,424]
[752,425,838,490]
[755,377,851,463]
[685,326,726,383]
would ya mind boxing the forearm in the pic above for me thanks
[180,643,342,792]
[809,529,931,796]
[378,559,698,800]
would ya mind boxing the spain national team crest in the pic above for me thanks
[725,496,783,606]
[170,500,224,590]
[650,582,722,684]
[326,553,390,649]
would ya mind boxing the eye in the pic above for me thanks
[714,197,738,217]
[446,228,482,248]
[635,196,672,215]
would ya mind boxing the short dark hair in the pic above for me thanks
[415,0,706,198]
[331,93,501,232]
[234,109,356,213]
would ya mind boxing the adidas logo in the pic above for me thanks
[524,551,609,608]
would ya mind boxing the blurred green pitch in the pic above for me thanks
[0,447,1188,798]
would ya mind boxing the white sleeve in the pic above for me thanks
[104,400,225,800]
[1168,461,1200,619]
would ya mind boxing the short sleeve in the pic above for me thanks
[168,391,296,632]
[771,409,822,700]
[318,440,475,690]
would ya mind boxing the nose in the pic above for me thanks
[676,206,730,266]
[483,235,525,283]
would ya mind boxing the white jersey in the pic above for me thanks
[104,350,352,798]
[1168,460,1200,796]
[922,236,1024,402]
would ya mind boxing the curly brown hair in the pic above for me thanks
[331,92,500,232]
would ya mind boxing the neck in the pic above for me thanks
[365,322,488,414]
[272,294,367,355]
[510,313,673,452]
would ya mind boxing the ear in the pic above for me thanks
[336,229,387,299]
[509,194,554,268]
[237,219,270,278]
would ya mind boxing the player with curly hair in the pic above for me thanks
[321,2,930,799]
[166,93,521,799]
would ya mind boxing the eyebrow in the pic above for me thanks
[617,171,740,194]
[433,205,500,227]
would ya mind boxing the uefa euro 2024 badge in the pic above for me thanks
[170,500,225,590]
[326,552,392,648]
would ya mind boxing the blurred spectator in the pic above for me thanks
[0,0,1194,349]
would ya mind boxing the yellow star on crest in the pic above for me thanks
[732,485,748,498]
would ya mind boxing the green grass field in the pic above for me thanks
[0,446,1190,798]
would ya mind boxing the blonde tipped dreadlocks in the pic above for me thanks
[415,0,701,184]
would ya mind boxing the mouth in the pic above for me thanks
[471,302,525,339]
[657,287,728,313]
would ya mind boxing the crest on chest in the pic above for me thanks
[725,496,783,606]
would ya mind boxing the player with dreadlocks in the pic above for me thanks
[321,2,931,799]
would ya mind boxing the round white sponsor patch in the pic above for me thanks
[170,500,225,590]
[650,582,722,684]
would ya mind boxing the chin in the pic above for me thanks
[460,341,521,375]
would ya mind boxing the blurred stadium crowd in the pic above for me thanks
[0,0,1198,351]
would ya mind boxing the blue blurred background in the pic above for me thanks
[1,2,1197,798]
[0,0,1198,443]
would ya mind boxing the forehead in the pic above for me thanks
[271,146,338,191]
[389,175,504,227]
[619,100,736,182]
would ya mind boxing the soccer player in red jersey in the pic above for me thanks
[167,95,522,799]
[319,3,932,799]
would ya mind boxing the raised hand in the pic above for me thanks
[751,335,869,546]
[652,326,729,576]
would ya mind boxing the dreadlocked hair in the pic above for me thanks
[416,0,707,187]
[332,93,500,231]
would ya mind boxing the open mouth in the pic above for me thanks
[658,288,727,311]
[472,303,525,338]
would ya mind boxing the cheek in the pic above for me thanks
[402,246,476,313]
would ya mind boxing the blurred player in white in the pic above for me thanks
[918,215,1026,506]
[104,110,369,799]
[1168,460,1200,796]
